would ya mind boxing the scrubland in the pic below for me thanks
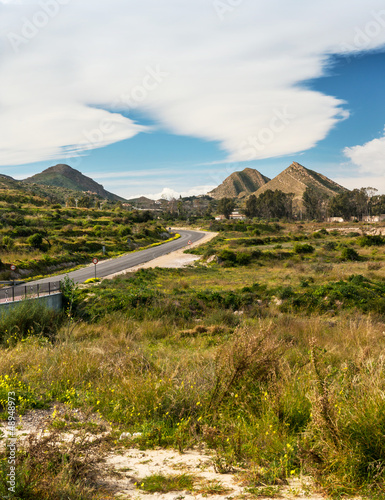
[1,220,385,499]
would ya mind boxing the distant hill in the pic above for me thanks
[0,174,19,190]
[208,167,270,199]
[252,161,347,210]
[0,174,15,181]
[126,196,160,210]
[23,164,124,201]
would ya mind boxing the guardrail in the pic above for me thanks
[0,281,61,303]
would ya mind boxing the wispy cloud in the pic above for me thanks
[1,1,385,168]
[88,168,184,180]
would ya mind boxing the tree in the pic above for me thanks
[371,194,385,215]
[328,187,377,221]
[77,195,92,208]
[218,198,235,219]
[328,191,355,220]
[252,190,294,219]
[245,195,258,217]
[303,187,328,220]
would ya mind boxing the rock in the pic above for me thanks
[119,432,142,440]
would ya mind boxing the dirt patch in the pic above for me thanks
[99,446,325,500]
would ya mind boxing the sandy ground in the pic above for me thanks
[100,446,325,500]
[104,230,218,279]
[1,405,325,500]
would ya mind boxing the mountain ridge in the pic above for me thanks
[23,164,125,201]
[251,162,347,210]
[208,167,270,199]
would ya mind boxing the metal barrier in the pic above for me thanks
[0,281,61,303]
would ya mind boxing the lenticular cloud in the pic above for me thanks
[1,0,385,166]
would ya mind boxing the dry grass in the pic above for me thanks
[2,221,385,497]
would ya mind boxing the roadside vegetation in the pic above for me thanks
[2,218,385,498]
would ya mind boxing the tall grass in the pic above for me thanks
[1,312,385,496]
[0,300,63,345]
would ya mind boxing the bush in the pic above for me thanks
[27,233,43,249]
[0,301,63,344]
[358,235,385,247]
[323,241,337,251]
[293,243,315,254]
[118,226,132,237]
[236,252,252,265]
[2,235,15,251]
[218,249,237,263]
[341,247,360,261]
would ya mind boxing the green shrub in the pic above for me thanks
[218,249,237,263]
[236,252,252,265]
[341,247,360,261]
[27,233,43,249]
[323,241,337,251]
[118,226,132,237]
[0,301,63,344]
[358,235,385,247]
[293,243,315,254]
[2,235,15,251]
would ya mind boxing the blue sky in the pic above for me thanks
[1,1,385,199]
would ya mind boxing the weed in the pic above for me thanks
[138,473,195,492]
[0,428,111,499]
[196,479,231,495]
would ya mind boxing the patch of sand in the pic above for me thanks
[100,446,324,500]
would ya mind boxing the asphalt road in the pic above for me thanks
[20,229,204,288]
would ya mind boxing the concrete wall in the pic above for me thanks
[0,293,63,316]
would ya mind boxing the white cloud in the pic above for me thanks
[344,127,385,174]
[1,0,385,167]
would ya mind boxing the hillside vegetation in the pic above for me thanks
[24,164,124,201]
[1,219,385,498]
[0,187,170,280]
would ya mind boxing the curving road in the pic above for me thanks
[14,229,205,290]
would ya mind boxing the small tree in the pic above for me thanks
[303,187,328,220]
[218,198,235,219]
[28,233,43,249]
[245,194,258,217]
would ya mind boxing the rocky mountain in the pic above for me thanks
[208,167,270,199]
[23,164,124,201]
[251,161,347,210]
